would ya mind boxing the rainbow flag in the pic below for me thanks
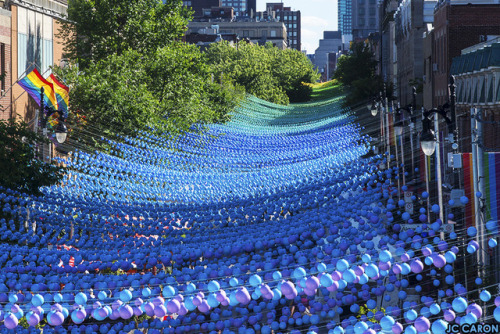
[462,152,500,228]
[17,68,58,110]
[484,153,500,229]
[462,153,475,228]
[47,74,69,114]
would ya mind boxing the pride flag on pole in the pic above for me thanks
[47,74,69,114]
[17,68,58,110]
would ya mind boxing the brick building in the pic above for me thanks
[265,2,301,50]
[0,7,11,120]
[432,1,500,106]
[0,0,67,123]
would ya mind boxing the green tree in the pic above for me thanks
[206,41,319,105]
[0,118,65,195]
[334,41,390,108]
[58,0,192,69]
[53,44,243,137]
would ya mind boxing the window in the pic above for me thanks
[243,30,249,37]
[358,8,365,15]
[358,18,365,26]
[293,23,297,28]
[358,0,365,4]
[270,30,277,37]
[262,30,267,37]
[17,8,53,78]
[369,7,376,16]
[369,18,376,26]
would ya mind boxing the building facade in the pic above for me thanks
[1,0,67,123]
[432,1,500,106]
[187,21,287,49]
[338,0,352,38]
[314,31,343,81]
[351,0,379,40]
[0,7,11,120]
[394,0,436,106]
[182,0,221,17]
[265,2,301,50]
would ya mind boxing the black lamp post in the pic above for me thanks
[368,85,390,159]
[39,86,68,144]
[419,77,457,225]
[394,87,418,184]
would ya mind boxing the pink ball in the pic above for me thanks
[306,276,320,290]
[153,304,166,318]
[392,264,402,274]
[27,313,40,327]
[414,316,430,332]
[133,306,143,316]
[167,299,181,314]
[50,311,65,326]
[4,314,19,329]
[216,290,227,302]
[197,300,211,313]
[192,295,202,306]
[178,303,188,316]
[392,322,404,334]
[235,288,251,305]
[466,303,482,319]
[433,255,446,268]
[119,305,133,319]
[410,259,424,273]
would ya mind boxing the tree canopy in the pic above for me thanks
[333,41,390,108]
[0,118,65,195]
[58,0,192,69]
[54,44,243,138]
[206,42,319,105]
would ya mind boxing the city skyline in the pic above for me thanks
[257,0,338,53]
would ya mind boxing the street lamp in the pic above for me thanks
[368,87,391,161]
[39,87,68,144]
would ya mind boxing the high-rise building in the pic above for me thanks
[182,0,221,17]
[314,31,343,80]
[338,0,352,37]
[220,0,246,15]
[265,3,301,50]
[351,0,379,39]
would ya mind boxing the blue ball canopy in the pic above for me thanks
[0,93,497,332]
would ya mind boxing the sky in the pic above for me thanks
[257,0,338,54]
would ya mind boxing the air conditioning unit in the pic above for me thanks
[450,189,465,207]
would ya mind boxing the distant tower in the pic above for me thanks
[266,2,301,50]
[182,0,221,17]
[220,0,247,15]
[247,0,256,16]
[338,0,352,36]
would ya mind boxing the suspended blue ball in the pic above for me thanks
[75,292,87,306]
[460,196,469,204]
[480,291,491,302]
[467,227,477,237]
[494,307,500,322]
[489,239,497,248]
[452,297,467,313]
[422,192,429,199]
[486,220,497,231]
[431,204,440,213]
